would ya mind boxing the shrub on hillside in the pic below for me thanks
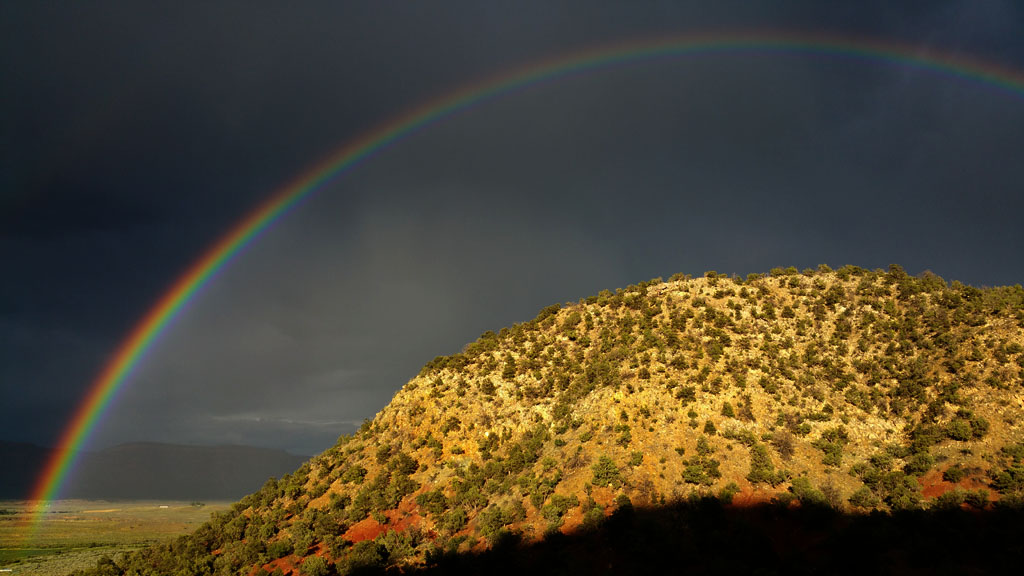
[416,489,449,516]
[337,540,387,573]
[592,456,623,488]
[747,443,787,486]
[848,486,879,509]
[300,556,329,576]
[718,482,741,504]
[770,429,795,461]
[340,465,367,484]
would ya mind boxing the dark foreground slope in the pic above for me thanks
[383,501,1024,576]
[71,265,1024,575]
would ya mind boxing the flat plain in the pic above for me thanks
[0,500,230,575]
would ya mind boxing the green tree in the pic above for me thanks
[629,452,644,467]
[502,355,517,379]
[848,486,879,509]
[591,456,622,488]
[438,508,468,534]
[718,482,741,504]
[416,489,448,516]
[770,429,795,461]
[788,477,828,507]
[746,443,785,486]
[338,540,386,573]
[300,556,329,576]
[340,465,367,484]
[904,452,935,477]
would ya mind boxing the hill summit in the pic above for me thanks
[76,265,1024,575]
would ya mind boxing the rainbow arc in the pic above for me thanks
[23,31,1024,541]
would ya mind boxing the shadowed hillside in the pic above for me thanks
[371,500,1024,576]
[70,265,1024,575]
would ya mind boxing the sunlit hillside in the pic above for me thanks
[74,265,1024,575]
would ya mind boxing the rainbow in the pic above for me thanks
[22,31,1024,539]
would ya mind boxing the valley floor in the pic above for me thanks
[0,500,230,576]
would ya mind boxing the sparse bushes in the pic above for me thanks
[416,489,449,516]
[812,426,849,468]
[789,477,828,508]
[441,416,462,435]
[389,451,419,475]
[438,507,468,534]
[852,460,923,511]
[267,539,293,560]
[615,424,632,447]
[880,472,923,511]
[581,500,605,528]
[933,489,966,511]
[904,452,935,477]
[964,489,989,509]
[849,486,880,509]
[683,436,722,486]
[542,494,580,525]
[592,456,623,488]
[945,410,989,441]
[300,556,329,576]
[770,429,795,461]
[718,482,741,504]
[478,378,497,396]
[477,502,527,541]
[943,465,968,483]
[629,452,644,467]
[338,540,387,573]
[990,466,1024,495]
[909,423,945,453]
[340,465,367,484]
[476,505,508,538]
[676,385,696,403]
[747,443,787,487]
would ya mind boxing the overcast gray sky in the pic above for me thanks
[2,1,1023,456]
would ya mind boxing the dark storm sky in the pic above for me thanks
[2,1,1022,456]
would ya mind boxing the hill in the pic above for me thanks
[71,265,1024,575]
[1,442,307,500]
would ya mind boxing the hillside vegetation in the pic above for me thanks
[73,265,1024,575]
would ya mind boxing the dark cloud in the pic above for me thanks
[2,1,1022,457]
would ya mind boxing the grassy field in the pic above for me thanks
[0,500,230,576]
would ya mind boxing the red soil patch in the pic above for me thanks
[250,543,335,576]
[918,469,995,501]
[389,509,424,532]
[252,555,299,576]
[344,517,388,543]
[560,506,583,533]
[590,486,617,508]
[342,499,426,543]
[390,497,425,528]
[729,485,781,507]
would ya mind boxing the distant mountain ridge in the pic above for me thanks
[0,441,307,500]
